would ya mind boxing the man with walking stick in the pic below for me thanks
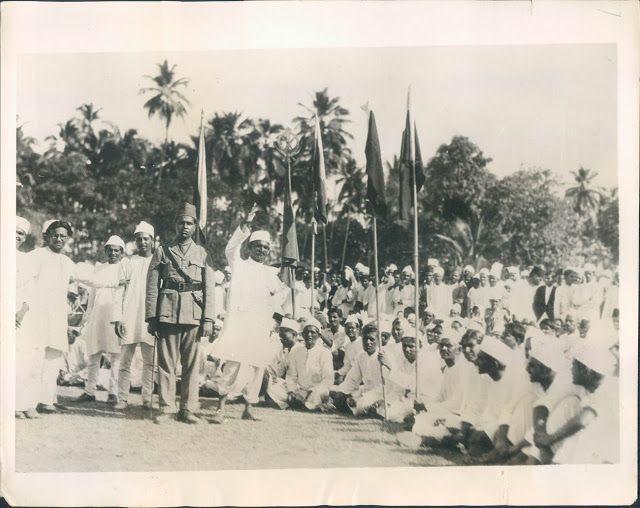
[145,203,215,424]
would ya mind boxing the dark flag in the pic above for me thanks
[312,115,328,225]
[281,181,300,289]
[365,110,387,218]
[398,90,426,222]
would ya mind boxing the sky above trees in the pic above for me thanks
[17,44,617,190]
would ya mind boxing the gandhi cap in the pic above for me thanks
[16,216,30,234]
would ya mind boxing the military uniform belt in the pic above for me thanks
[162,280,203,292]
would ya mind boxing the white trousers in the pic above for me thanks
[267,379,329,411]
[85,352,120,396]
[40,347,65,406]
[217,361,264,404]
[118,343,154,403]
[16,344,43,412]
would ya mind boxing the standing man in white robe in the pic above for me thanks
[113,221,156,410]
[15,216,40,419]
[427,266,453,318]
[210,211,289,423]
[76,236,127,404]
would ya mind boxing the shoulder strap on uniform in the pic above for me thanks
[163,244,195,284]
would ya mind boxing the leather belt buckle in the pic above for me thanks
[177,282,186,292]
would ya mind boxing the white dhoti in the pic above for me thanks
[85,352,120,397]
[217,361,264,404]
[118,343,154,403]
[413,407,464,439]
[266,378,289,409]
[40,347,65,406]
[16,343,43,412]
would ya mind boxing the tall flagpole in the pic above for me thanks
[408,87,421,403]
[373,216,388,421]
[311,216,316,316]
[287,154,296,319]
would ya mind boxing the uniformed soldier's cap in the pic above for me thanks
[175,202,197,221]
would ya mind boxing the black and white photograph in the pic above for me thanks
[1,2,638,506]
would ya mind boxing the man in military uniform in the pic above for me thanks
[145,203,215,424]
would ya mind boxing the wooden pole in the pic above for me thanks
[340,214,351,272]
[412,156,420,403]
[373,216,388,421]
[311,218,316,316]
[287,153,296,319]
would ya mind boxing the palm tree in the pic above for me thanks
[565,167,602,220]
[433,209,489,266]
[140,60,191,144]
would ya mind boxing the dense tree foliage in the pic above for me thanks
[16,68,618,270]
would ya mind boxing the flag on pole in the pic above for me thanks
[312,115,328,225]
[194,110,208,244]
[398,88,425,222]
[365,110,387,218]
[281,180,300,289]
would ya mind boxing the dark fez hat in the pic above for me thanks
[176,202,197,221]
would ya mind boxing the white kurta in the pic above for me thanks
[20,247,120,352]
[112,255,154,346]
[331,286,355,316]
[285,342,334,394]
[211,226,288,367]
[390,284,416,315]
[82,262,124,357]
[338,339,363,376]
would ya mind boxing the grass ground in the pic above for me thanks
[15,386,455,472]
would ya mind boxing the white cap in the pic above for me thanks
[134,221,155,237]
[355,262,366,272]
[302,317,323,332]
[16,216,30,234]
[433,266,444,277]
[529,332,568,373]
[521,269,530,278]
[344,266,356,283]
[463,264,475,274]
[506,266,519,275]
[583,262,596,273]
[479,337,514,365]
[344,314,361,326]
[249,230,271,245]
[490,262,503,278]
[213,318,224,329]
[360,266,370,276]
[427,258,439,267]
[280,317,300,333]
[387,263,398,272]
[402,265,414,276]
[379,317,393,334]
[213,270,225,285]
[479,267,489,276]
[105,235,125,250]
[572,343,615,376]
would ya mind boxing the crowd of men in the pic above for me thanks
[14,202,619,465]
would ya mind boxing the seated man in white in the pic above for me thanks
[283,319,333,411]
[265,317,300,409]
[330,322,386,416]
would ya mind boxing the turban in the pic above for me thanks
[16,216,30,234]
[506,266,519,275]
[249,230,271,245]
[280,317,300,333]
[213,270,225,285]
[175,202,197,221]
[433,266,445,277]
[427,258,439,267]
[479,267,489,276]
[479,337,514,366]
[360,266,370,276]
[134,221,155,237]
[402,265,414,276]
[355,262,366,272]
[463,264,475,274]
[387,263,398,273]
[490,262,503,277]
[105,235,125,250]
